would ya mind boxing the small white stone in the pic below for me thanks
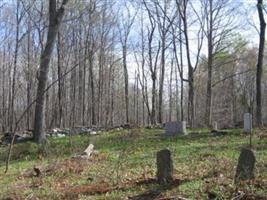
[57,133,65,137]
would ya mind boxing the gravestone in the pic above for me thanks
[165,121,187,136]
[244,113,252,133]
[235,148,256,183]
[156,149,173,184]
[212,121,218,131]
[181,121,187,134]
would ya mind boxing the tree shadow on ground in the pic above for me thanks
[127,178,186,200]
[63,178,188,200]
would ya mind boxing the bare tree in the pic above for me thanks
[176,0,203,127]
[256,0,266,127]
[153,0,174,124]
[172,16,184,121]
[33,0,69,143]
[144,1,161,125]
[168,57,174,121]
[9,0,27,131]
[118,1,136,124]
[202,0,239,126]
[134,10,151,126]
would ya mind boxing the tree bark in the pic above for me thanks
[10,0,20,132]
[57,32,63,128]
[123,45,129,124]
[88,50,96,125]
[169,60,173,122]
[183,16,194,127]
[256,0,266,127]
[205,0,213,127]
[33,0,69,143]
[26,18,32,130]
[158,36,165,124]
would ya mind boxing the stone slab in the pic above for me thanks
[165,121,187,136]
[244,113,252,133]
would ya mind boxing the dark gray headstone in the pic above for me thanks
[165,121,187,136]
[235,148,256,183]
[156,149,173,184]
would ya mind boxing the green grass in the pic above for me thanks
[0,128,267,199]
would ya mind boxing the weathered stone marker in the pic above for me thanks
[244,113,252,133]
[181,121,187,135]
[165,121,187,136]
[76,144,94,159]
[212,121,218,131]
[235,148,256,183]
[156,149,173,184]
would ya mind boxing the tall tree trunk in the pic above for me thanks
[78,23,84,125]
[57,32,63,128]
[205,0,213,127]
[97,50,103,126]
[26,18,32,130]
[141,17,145,126]
[184,19,194,127]
[136,73,139,126]
[33,0,69,143]
[82,45,86,126]
[110,67,115,127]
[158,37,166,124]
[172,18,184,121]
[133,71,137,124]
[10,0,20,131]
[169,59,173,122]
[256,0,266,127]
[179,21,184,121]
[70,61,77,127]
[88,50,96,125]
[188,68,194,127]
[151,74,156,125]
[123,45,129,123]
[7,49,12,132]
[174,64,180,121]
[1,47,6,132]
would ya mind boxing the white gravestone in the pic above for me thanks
[212,121,218,130]
[244,113,252,133]
[181,121,187,135]
[165,121,187,136]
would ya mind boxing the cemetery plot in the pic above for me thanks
[0,128,267,199]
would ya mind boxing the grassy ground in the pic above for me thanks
[0,128,267,199]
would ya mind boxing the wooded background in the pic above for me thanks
[0,0,265,132]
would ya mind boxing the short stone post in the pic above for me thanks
[182,121,187,135]
[212,121,218,131]
[156,149,173,184]
[244,113,252,134]
[235,148,256,183]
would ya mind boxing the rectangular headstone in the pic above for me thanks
[165,121,187,136]
[235,148,255,183]
[212,121,218,131]
[156,149,173,184]
[181,121,187,135]
[244,113,252,133]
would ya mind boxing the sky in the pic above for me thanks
[123,0,263,84]
[0,0,264,85]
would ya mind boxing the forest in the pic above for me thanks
[0,0,267,199]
